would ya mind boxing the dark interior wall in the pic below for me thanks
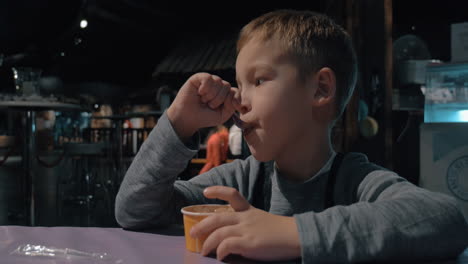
[393,0,468,62]
[344,1,388,168]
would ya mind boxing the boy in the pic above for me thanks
[115,10,468,263]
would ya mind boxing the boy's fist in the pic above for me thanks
[167,73,236,141]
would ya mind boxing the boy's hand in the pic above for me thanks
[190,186,301,262]
[167,73,236,141]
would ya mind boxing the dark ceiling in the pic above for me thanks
[0,1,225,90]
[0,1,326,101]
[1,0,467,103]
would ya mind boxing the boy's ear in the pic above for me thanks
[311,67,336,107]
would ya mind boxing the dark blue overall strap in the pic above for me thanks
[324,152,345,209]
[252,160,274,211]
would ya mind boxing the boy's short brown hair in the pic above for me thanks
[237,9,358,119]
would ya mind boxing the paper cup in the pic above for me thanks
[181,204,233,253]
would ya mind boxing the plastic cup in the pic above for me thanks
[181,204,233,253]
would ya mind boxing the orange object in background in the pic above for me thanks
[199,125,229,174]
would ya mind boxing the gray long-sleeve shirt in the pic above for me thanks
[115,112,468,263]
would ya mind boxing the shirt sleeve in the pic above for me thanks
[294,170,468,263]
[114,111,200,229]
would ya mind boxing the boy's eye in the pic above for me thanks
[255,79,264,86]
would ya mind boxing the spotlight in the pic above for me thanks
[80,19,88,29]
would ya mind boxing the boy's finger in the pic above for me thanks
[203,186,250,211]
[231,88,242,110]
[221,88,237,121]
[208,83,230,109]
[198,75,222,102]
[200,224,239,256]
[198,77,217,103]
[216,236,246,261]
[191,212,237,238]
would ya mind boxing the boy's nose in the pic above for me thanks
[233,88,251,114]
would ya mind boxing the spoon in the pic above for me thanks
[232,112,246,130]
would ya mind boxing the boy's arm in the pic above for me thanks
[114,112,200,229]
[115,72,238,229]
[115,112,253,230]
[295,171,468,263]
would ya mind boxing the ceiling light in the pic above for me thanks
[80,19,88,29]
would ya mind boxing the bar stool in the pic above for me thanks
[57,142,109,226]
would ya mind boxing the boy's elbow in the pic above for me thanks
[442,194,467,225]
[115,214,132,229]
[114,201,137,229]
[114,205,153,230]
[439,196,468,253]
[114,194,146,230]
[114,195,168,230]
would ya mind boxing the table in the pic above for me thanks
[0,99,87,226]
[0,225,227,264]
[0,225,466,264]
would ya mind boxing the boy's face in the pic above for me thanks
[235,37,317,162]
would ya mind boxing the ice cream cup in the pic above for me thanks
[181,204,233,253]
